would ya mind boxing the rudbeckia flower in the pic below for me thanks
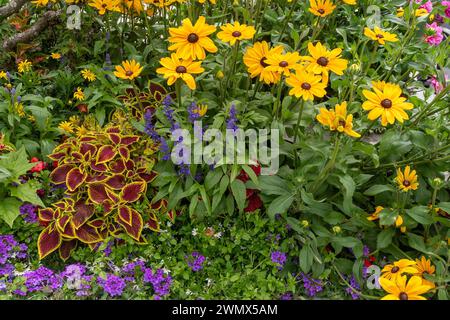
[309,0,336,17]
[265,51,302,76]
[362,83,413,126]
[364,27,399,45]
[302,42,348,79]
[168,16,217,60]
[89,0,120,15]
[396,165,419,192]
[156,53,204,90]
[243,41,283,84]
[396,7,404,17]
[379,275,432,300]
[286,70,327,101]
[316,102,360,138]
[81,69,97,82]
[217,21,256,45]
[381,259,418,281]
[114,60,144,80]
[414,256,435,288]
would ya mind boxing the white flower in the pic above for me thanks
[192,228,198,236]
[214,232,223,239]
[186,289,193,296]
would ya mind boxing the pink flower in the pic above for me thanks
[425,22,444,46]
[420,0,433,12]
[442,1,450,17]
[429,76,443,93]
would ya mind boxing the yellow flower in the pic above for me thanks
[309,0,336,17]
[156,53,204,90]
[217,21,256,45]
[302,42,348,78]
[379,275,431,300]
[286,70,327,101]
[381,259,418,282]
[265,51,302,77]
[69,115,80,125]
[58,121,75,134]
[114,60,144,80]
[316,102,360,138]
[414,256,435,288]
[415,8,429,17]
[73,87,85,101]
[243,41,283,84]
[168,16,217,60]
[75,125,90,137]
[18,60,32,73]
[396,7,404,17]
[364,27,399,45]
[89,0,120,15]
[144,0,174,8]
[32,0,57,6]
[396,165,419,192]
[362,83,413,126]
[81,69,97,82]
[14,102,26,118]
[51,53,61,60]
[120,0,144,14]
[342,0,356,4]
[0,71,7,80]
[197,0,215,3]
[192,104,208,117]
[367,205,384,221]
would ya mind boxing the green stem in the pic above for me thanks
[310,135,341,193]
[293,99,305,143]
[175,80,182,109]
[277,0,298,43]
[411,85,450,125]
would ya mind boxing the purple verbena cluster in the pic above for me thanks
[300,273,323,297]
[143,268,172,299]
[19,203,39,223]
[0,235,27,277]
[185,251,206,272]
[97,274,126,297]
[61,264,92,296]
[271,251,287,270]
[24,266,63,293]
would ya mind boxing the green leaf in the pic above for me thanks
[299,245,313,273]
[379,208,398,226]
[242,165,260,187]
[405,206,433,225]
[0,197,22,228]
[407,233,427,253]
[437,202,450,214]
[10,181,44,207]
[267,194,294,219]
[363,184,394,196]
[339,175,355,213]
[0,147,34,181]
[259,175,291,195]
[204,170,223,191]
[230,179,246,212]
[377,228,395,249]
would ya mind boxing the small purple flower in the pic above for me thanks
[271,251,287,270]
[300,273,323,297]
[19,203,38,223]
[143,268,172,297]
[226,104,238,133]
[97,274,126,297]
[186,252,206,272]
[24,266,63,292]
[345,275,361,300]
[280,292,293,300]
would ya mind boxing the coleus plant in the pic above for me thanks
[37,120,159,260]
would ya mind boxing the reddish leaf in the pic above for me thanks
[107,127,120,134]
[61,222,76,238]
[118,146,130,160]
[109,159,126,173]
[80,143,97,156]
[47,152,66,161]
[147,218,160,232]
[50,164,73,184]
[138,171,157,182]
[75,224,102,244]
[86,173,107,183]
[72,201,95,229]
[125,160,134,170]
[117,206,132,226]
[120,181,146,203]
[88,219,105,229]
[38,208,55,222]
[90,162,108,172]
[105,188,119,203]
[102,200,114,215]
[104,174,126,190]
[108,133,121,145]
[72,152,83,160]
[59,240,77,261]
[96,145,117,164]
[120,135,139,146]
[66,168,87,192]
[38,224,62,259]
[56,215,71,232]
[116,208,143,241]
[88,183,110,204]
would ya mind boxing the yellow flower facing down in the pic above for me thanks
[303,42,348,78]
[265,51,302,77]
[120,0,144,14]
[51,53,61,60]
[156,53,204,90]
[217,21,256,45]
[89,0,120,15]
[381,259,418,282]
[379,275,431,300]
[367,205,384,221]
[364,27,399,45]
[168,16,217,60]
[414,256,436,288]
[18,60,32,73]
[286,70,327,101]
[396,7,404,17]
[0,71,7,80]
[81,69,97,82]
[362,83,413,126]
[114,60,144,80]
[309,0,336,17]
[243,41,283,84]
[73,87,85,101]
[58,121,75,134]
[316,102,360,138]
[342,0,356,4]
[396,165,419,192]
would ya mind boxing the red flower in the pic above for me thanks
[364,255,376,267]
[244,192,262,212]
[77,104,88,113]
[30,157,46,173]
[237,163,262,183]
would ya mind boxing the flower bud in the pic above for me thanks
[332,226,341,234]
[216,70,224,79]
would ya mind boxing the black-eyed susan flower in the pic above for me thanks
[156,53,204,90]
[265,51,302,77]
[309,0,336,17]
[381,259,418,281]
[18,60,32,73]
[286,70,327,101]
[217,21,256,45]
[89,0,120,15]
[81,69,97,82]
[379,275,431,300]
[414,256,435,288]
[362,83,413,126]
[51,53,61,60]
[168,16,217,60]
[316,102,360,138]
[73,87,85,101]
[114,60,144,80]
[364,27,399,45]
[58,121,75,134]
[243,41,284,84]
[367,206,384,221]
[302,42,348,78]
[396,165,419,192]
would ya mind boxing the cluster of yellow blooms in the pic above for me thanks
[379,257,435,300]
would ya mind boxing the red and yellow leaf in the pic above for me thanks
[72,201,95,229]
[96,145,117,164]
[66,167,87,192]
[38,224,62,259]
[50,164,73,184]
[116,208,143,241]
[120,180,146,203]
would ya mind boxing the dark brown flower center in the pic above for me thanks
[279,61,288,68]
[381,99,392,108]
[232,31,242,37]
[301,82,311,90]
[318,9,325,14]
[125,71,133,76]
[338,120,346,127]
[260,57,269,68]
[317,57,329,66]
[376,34,384,38]
[176,66,187,73]
[391,266,400,273]
[403,180,411,187]
[102,3,107,7]
[187,33,199,43]
[399,292,408,300]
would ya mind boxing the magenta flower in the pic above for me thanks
[429,76,444,93]
[425,22,444,46]
[442,1,450,17]
[419,0,433,12]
